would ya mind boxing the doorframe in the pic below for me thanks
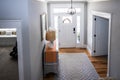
[48,3,85,48]
[53,13,85,48]
[91,11,112,77]
[57,13,85,48]
[0,20,24,80]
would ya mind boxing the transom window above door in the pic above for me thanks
[53,8,81,14]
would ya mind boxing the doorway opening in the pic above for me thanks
[52,7,84,48]
[47,3,85,48]
[0,28,18,80]
[0,20,24,80]
[92,11,112,77]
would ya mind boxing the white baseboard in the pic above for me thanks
[87,45,92,56]
[76,44,87,48]
[82,44,87,48]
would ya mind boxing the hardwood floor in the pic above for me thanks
[43,48,107,80]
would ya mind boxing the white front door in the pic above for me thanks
[58,15,76,48]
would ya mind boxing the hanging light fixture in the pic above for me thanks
[67,0,76,15]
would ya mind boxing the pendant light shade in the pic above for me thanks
[67,0,76,15]
[67,7,76,15]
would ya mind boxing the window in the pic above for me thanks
[62,16,72,23]
[53,8,81,14]
[54,16,59,39]
[76,16,80,43]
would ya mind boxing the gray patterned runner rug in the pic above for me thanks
[58,53,99,80]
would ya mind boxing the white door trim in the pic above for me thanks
[0,20,24,80]
[48,3,85,48]
[91,11,112,77]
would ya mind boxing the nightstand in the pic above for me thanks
[43,41,58,76]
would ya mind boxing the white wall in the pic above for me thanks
[28,0,47,80]
[87,1,120,79]
[0,0,47,80]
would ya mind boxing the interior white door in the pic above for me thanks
[58,15,76,48]
[93,16,109,56]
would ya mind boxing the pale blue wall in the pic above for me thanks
[0,0,31,80]
[0,0,47,80]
